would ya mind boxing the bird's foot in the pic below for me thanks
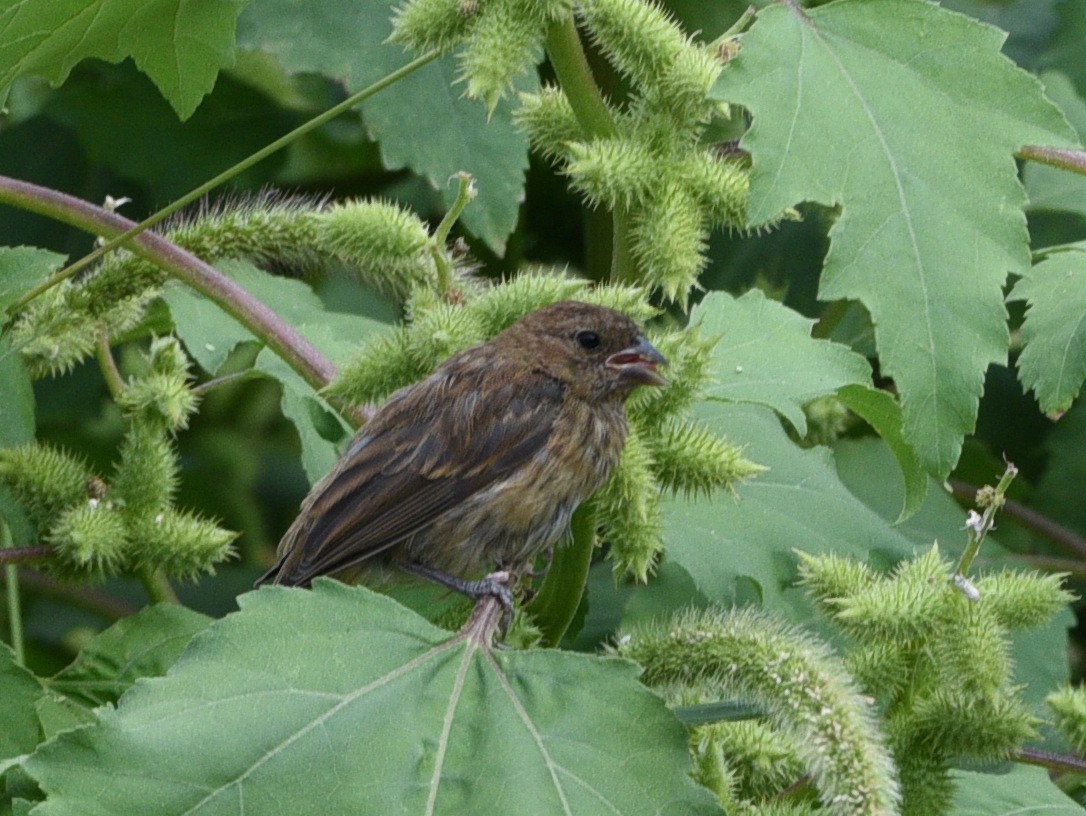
[403,563,515,641]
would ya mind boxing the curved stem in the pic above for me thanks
[5,50,441,315]
[544,16,617,139]
[0,176,338,394]
[526,503,595,647]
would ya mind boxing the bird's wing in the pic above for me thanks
[259,366,565,586]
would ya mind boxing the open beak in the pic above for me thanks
[606,336,669,387]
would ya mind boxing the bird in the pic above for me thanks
[256,301,668,613]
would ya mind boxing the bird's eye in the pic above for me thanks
[575,330,601,350]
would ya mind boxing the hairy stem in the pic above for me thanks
[949,479,1086,561]
[5,50,441,314]
[0,176,338,396]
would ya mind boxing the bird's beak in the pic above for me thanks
[606,336,669,387]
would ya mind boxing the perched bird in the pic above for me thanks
[257,301,667,609]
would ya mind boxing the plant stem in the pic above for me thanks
[0,545,56,565]
[953,462,1019,579]
[544,17,617,139]
[1013,746,1086,775]
[3,521,25,664]
[430,172,477,293]
[544,15,636,282]
[1018,146,1086,176]
[137,565,179,605]
[948,479,1086,561]
[526,504,595,647]
[0,176,338,396]
[4,50,441,317]
[95,324,126,398]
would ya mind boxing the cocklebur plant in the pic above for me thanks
[0,337,235,582]
[797,546,1073,815]
[9,195,437,378]
[616,606,900,816]
[392,0,754,304]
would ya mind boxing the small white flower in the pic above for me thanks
[964,509,986,535]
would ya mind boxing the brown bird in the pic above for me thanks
[256,301,667,611]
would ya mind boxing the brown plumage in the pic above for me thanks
[256,301,667,602]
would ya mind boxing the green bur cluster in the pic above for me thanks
[618,548,1073,815]
[0,338,235,579]
[799,546,1074,815]
[617,606,899,816]
[392,0,752,305]
[324,268,763,581]
[10,196,432,378]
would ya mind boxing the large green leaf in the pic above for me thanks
[0,0,250,119]
[1008,245,1086,413]
[25,582,721,816]
[48,604,212,709]
[235,0,530,253]
[664,401,914,612]
[714,0,1077,477]
[696,290,871,434]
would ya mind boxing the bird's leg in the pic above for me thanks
[403,562,515,631]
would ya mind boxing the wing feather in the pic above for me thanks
[258,363,564,586]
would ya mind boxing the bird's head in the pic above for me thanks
[500,301,668,400]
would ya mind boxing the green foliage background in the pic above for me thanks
[1,0,1086,814]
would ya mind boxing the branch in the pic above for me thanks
[0,176,338,394]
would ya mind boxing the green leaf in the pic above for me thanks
[25,582,722,815]
[164,259,389,374]
[951,765,1082,815]
[0,0,250,119]
[254,349,348,483]
[1007,246,1086,413]
[836,384,927,523]
[48,604,212,709]
[235,0,531,253]
[696,290,871,435]
[0,334,35,448]
[34,693,97,741]
[0,246,65,315]
[715,0,1077,477]
[1024,72,1086,217]
[664,402,914,612]
[0,643,44,763]
[164,260,387,480]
